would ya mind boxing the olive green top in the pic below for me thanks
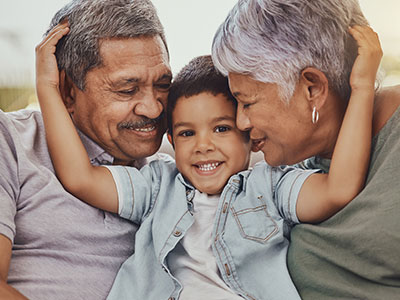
[288,105,400,300]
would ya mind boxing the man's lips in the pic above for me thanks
[132,125,156,132]
[118,116,163,133]
[118,122,160,136]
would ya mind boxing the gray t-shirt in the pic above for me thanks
[0,109,138,300]
[288,105,400,299]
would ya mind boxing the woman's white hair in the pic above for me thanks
[212,0,368,103]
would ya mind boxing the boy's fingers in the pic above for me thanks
[36,27,69,52]
[349,26,381,50]
[37,22,69,47]
[349,25,380,44]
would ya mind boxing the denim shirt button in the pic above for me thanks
[168,297,175,300]
[173,230,182,237]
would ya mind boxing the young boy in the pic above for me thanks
[36,23,381,300]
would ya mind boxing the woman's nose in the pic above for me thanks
[236,105,252,132]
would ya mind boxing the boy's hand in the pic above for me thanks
[35,22,69,94]
[348,25,383,92]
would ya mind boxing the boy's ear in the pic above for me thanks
[167,132,174,149]
[299,67,329,111]
[59,70,77,114]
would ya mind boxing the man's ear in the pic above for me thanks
[59,70,76,114]
[167,132,175,149]
[300,67,329,110]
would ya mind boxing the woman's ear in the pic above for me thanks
[167,132,175,149]
[300,67,329,110]
[59,70,76,114]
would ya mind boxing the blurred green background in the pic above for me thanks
[2,56,399,112]
[0,86,36,112]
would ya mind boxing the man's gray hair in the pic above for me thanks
[212,0,368,103]
[47,0,168,90]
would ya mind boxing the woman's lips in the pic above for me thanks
[251,138,266,152]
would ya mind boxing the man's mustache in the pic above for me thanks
[117,112,165,130]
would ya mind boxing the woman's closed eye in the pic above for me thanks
[242,103,252,109]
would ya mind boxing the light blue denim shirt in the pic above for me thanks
[105,156,317,300]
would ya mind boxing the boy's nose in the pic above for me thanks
[195,134,216,153]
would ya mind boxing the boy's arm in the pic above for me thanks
[296,26,383,223]
[36,22,118,213]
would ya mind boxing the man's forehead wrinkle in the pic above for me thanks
[99,63,170,85]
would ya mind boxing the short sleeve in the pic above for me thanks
[103,162,161,224]
[0,114,20,243]
[273,166,319,224]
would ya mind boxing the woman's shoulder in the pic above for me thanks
[373,85,400,136]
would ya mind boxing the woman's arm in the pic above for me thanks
[297,26,383,222]
[36,22,118,213]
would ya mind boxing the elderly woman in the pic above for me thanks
[212,0,400,299]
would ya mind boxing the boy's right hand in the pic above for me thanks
[348,25,383,92]
[35,21,69,95]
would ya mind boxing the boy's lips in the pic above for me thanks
[194,161,223,173]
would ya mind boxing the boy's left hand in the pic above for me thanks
[348,25,383,91]
[35,21,69,93]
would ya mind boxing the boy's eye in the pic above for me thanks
[215,126,230,133]
[179,130,194,137]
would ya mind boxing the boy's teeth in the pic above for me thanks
[134,126,155,132]
[198,162,220,171]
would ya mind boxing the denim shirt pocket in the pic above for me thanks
[231,203,278,243]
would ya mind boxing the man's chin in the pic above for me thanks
[113,139,162,163]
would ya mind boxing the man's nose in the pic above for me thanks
[133,88,164,119]
[236,106,252,132]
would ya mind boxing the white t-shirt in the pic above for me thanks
[168,190,243,299]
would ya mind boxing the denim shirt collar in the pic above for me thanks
[176,170,248,200]
[302,156,331,173]
[176,173,196,212]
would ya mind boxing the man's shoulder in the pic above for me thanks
[0,109,43,131]
[0,109,46,161]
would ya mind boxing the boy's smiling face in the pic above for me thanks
[169,92,251,195]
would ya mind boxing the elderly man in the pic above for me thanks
[0,0,171,299]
